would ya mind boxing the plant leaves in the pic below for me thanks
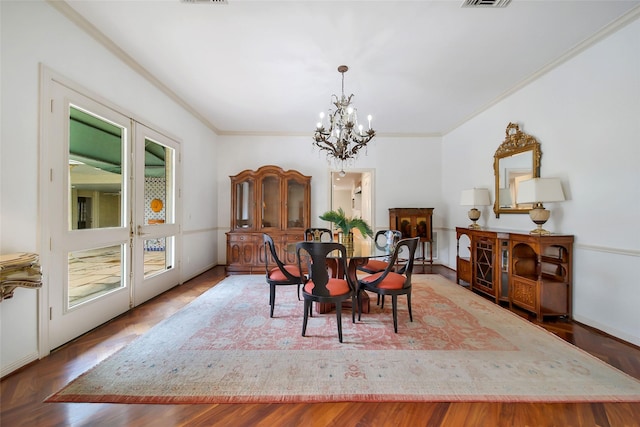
[318,207,373,238]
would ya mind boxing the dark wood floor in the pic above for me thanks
[2,266,639,427]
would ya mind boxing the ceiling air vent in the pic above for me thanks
[181,0,228,4]
[462,0,511,7]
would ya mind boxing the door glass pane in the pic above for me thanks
[235,180,254,229]
[261,176,280,228]
[144,138,174,225]
[287,179,304,228]
[144,236,174,277]
[68,245,124,308]
[68,106,124,230]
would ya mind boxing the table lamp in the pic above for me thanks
[516,178,565,235]
[499,187,513,208]
[460,188,491,229]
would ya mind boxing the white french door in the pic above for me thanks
[132,124,180,305]
[44,77,181,350]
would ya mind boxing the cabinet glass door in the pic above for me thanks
[474,239,494,292]
[286,179,305,228]
[235,179,254,229]
[399,216,412,238]
[500,240,509,300]
[416,216,429,239]
[261,175,281,229]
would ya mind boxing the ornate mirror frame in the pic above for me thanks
[493,123,541,217]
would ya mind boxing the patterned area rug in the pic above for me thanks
[47,275,640,404]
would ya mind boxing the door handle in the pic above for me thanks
[137,225,148,236]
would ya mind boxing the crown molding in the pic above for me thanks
[444,4,640,136]
[47,0,221,134]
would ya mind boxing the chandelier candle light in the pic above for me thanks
[313,65,376,174]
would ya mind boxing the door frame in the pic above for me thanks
[328,168,375,233]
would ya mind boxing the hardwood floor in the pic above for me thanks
[2,266,639,427]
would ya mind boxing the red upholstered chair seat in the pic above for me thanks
[304,278,350,296]
[360,271,406,290]
[361,259,389,273]
[269,265,302,282]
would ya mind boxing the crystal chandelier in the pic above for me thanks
[313,65,375,173]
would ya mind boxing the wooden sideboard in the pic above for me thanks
[456,227,573,321]
[389,208,434,272]
[226,165,311,274]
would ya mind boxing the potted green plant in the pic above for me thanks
[319,208,373,243]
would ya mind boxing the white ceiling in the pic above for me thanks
[61,0,640,137]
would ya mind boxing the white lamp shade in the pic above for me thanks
[499,188,513,206]
[516,178,565,204]
[460,188,491,206]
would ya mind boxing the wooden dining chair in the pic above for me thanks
[357,229,402,274]
[304,228,334,242]
[305,227,339,278]
[356,230,402,306]
[357,237,419,333]
[296,241,357,343]
[263,233,305,318]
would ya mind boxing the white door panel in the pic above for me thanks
[132,123,181,306]
[48,82,132,349]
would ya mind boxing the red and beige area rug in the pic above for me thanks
[47,274,640,404]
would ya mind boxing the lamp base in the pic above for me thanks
[529,226,552,235]
[467,208,481,229]
[528,205,551,235]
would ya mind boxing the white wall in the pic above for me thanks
[215,135,444,265]
[441,17,640,345]
[332,189,353,217]
[0,1,218,375]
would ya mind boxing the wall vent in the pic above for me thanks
[461,0,511,7]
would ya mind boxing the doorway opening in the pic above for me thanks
[329,169,375,237]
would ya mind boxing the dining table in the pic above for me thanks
[287,238,394,314]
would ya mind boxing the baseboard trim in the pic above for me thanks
[1,351,39,379]
[572,315,640,348]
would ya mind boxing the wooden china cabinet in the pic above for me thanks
[226,165,311,274]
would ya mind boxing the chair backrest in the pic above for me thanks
[263,233,299,280]
[304,228,334,242]
[374,230,402,249]
[377,237,420,287]
[296,241,353,297]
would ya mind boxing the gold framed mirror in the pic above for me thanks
[493,123,541,217]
